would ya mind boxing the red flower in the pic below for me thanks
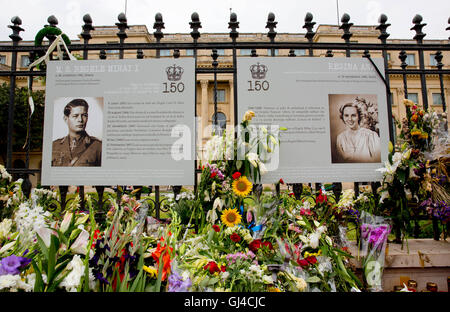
[91,229,102,249]
[151,238,173,281]
[279,178,284,184]
[220,264,227,272]
[249,239,262,253]
[230,233,241,242]
[305,256,317,265]
[288,192,295,197]
[212,225,220,232]
[210,172,217,179]
[203,261,220,274]
[262,241,273,250]
[297,259,309,267]
[316,189,327,204]
[232,172,241,180]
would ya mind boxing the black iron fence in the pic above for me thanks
[0,12,449,225]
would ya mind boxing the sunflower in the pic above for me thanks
[232,176,253,197]
[221,208,242,227]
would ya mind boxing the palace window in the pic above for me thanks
[432,93,443,106]
[240,49,252,56]
[294,49,307,56]
[21,55,30,67]
[160,49,171,57]
[429,54,438,66]
[213,89,225,102]
[212,112,227,136]
[408,93,419,105]
[405,54,415,66]
[0,55,6,64]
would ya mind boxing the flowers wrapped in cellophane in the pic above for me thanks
[359,211,391,292]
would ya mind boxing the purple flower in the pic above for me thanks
[360,224,371,239]
[364,225,390,250]
[0,255,31,275]
[168,272,191,292]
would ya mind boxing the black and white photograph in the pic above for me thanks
[51,97,103,167]
[329,94,381,164]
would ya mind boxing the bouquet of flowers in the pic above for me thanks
[359,211,391,292]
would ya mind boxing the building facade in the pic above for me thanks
[1,23,448,187]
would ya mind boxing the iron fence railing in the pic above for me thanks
[0,12,449,235]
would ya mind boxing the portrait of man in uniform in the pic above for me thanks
[51,98,102,167]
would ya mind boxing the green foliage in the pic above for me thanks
[0,82,45,162]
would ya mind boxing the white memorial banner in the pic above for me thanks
[237,57,389,183]
[41,59,195,186]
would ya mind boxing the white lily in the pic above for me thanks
[70,229,90,255]
[246,153,259,168]
[60,211,73,234]
[308,232,321,249]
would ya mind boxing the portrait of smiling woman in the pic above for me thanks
[329,94,381,164]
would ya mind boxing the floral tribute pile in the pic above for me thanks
[0,105,447,292]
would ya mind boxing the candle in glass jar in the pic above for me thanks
[426,282,438,292]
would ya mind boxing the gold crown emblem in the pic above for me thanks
[249,62,268,79]
[166,64,184,81]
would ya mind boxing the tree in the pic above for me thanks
[0,82,45,164]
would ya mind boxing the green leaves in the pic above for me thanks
[306,276,321,283]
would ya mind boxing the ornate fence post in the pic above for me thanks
[81,14,94,60]
[116,12,129,60]
[211,49,219,133]
[303,12,316,57]
[6,17,24,172]
[266,12,277,56]
[399,51,409,99]
[411,14,428,110]
[339,13,353,58]
[153,12,164,58]
[434,51,446,111]
[190,12,201,196]
[377,14,395,144]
